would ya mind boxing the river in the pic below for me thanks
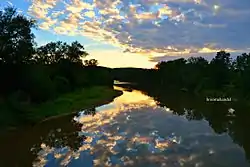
[1,85,250,167]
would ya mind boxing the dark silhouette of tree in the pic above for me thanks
[0,7,36,64]
[67,41,88,64]
[208,51,232,89]
[34,41,88,65]
[184,57,209,92]
[0,6,116,129]
[84,59,98,66]
[233,53,250,72]
[34,41,68,64]
[232,53,250,97]
[113,50,250,99]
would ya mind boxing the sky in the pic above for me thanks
[1,0,250,68]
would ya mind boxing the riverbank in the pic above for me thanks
[0,86,123,131]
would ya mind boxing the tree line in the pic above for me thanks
[113,51,250,100]
[0,6,116,127]
[0,6,112,104]
[112,52,250,162]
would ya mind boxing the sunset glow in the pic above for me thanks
[2,0,250,67]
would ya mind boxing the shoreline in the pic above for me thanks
[39,89,123,123]
[1,86,123,133]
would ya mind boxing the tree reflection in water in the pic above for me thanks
[83,108,96,116]
[140,88,250,163]
[31,86,250,167]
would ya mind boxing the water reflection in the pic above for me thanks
[140,87,250,162]
[30,86,250,167]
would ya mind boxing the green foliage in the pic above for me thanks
[53,76,70,93]
[0,7,116,128]
[0,7,36,64]
[28,86,122,121]
[6,90,30,110]
[85,66,113,86]
[113,51,250,99]
[21,65,56,103]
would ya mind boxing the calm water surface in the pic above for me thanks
[1,86,250,167]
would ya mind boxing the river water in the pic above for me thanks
[1,85,250,167]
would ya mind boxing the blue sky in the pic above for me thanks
[1,0,250,68]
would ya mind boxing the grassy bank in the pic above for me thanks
[0,86,123,130]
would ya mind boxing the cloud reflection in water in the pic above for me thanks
[32,86,248,167]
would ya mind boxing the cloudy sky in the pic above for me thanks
[1,0,250,68]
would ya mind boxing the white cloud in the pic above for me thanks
[84,10,96,18]
[28,0,250,60]
[51,11,64,18]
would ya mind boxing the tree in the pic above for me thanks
[208,51,232,89]
[187,57,208,67]
[210,51,232,69]
[232,53,250,97]
[233,53,250,72]
[34,41,68,64]
[155,61,167,70]
[184,57,209,91]
[35,41,88,65]
[0,7,36,64]
[67,41,88,64]
[84,59,98,66]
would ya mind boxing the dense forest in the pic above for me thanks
[0,7,116,128]
[113,51,250,101]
